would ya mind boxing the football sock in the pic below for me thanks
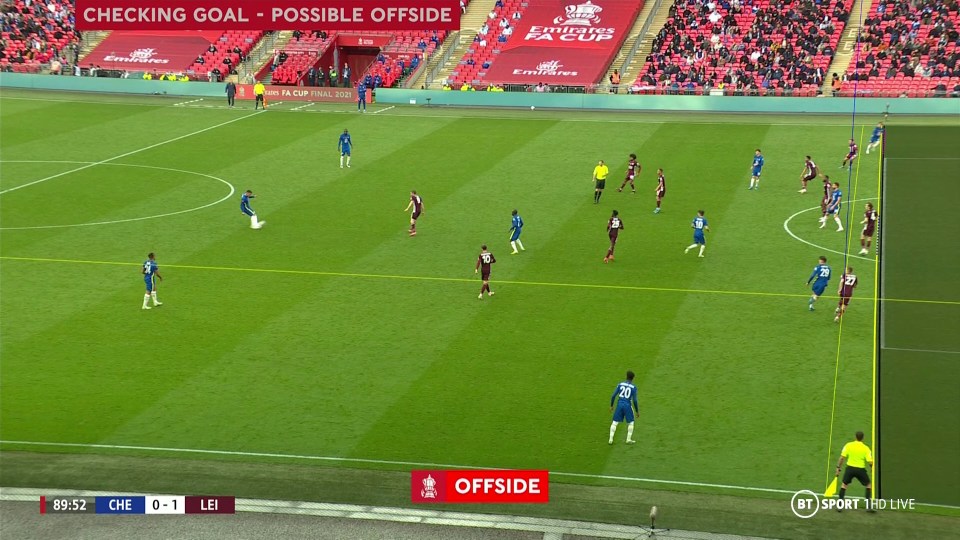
[151,291,160,305]
[839,487,846,499]
[511,241,517,252]
[250,215,258,227]
[699,245,705,256]
[656,200,661,208]
[749,178,755,189]
[835,216,843,228]
[340,156,344,167]
[346,156,351,167]
[809,297,815,305]
[609,421,618,442]
[685,244,697,252]
[516,239,524,251]
[626,422,634,441]
[142,294,150,309]
[865,488,872,500]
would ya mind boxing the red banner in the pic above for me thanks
[84,32,211,70]
[236,84,361,102]
[484,0,641,86]
[76,0,459,31]
[411,470,549,504]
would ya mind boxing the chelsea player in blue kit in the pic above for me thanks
[806,256,832,311]
[820,182,843,231]
[339,129,353,168]
[241,190,265,229]
[509,209,525,254]
[748,149,764,190]
[141,252,163,310]
[609,370,639,445]
[684,210,709,258]
[866,122,884,154]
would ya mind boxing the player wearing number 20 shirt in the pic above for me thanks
[609,370,639,445]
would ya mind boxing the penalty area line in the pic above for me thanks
[1,439,958,510]
[0,255,955,305]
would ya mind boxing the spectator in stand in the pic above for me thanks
[233,45,243,62]
[211,67,222,82]
[480,22,489,35]
[610,69,621,93]
[460,0,466,14]
[293,30,302,41]
[196,55,204,65]
[411,55,420,69]
[499,17,509,29]
[208,43,217,54]
[430,31,440,45]
[495,0,504,8]
[512,10,522,21]
[225,79,237,107]
[364,73,373,88]
[373,73,382,88]
[418,38,427,50]
[342,62,350,87]
[328,65,337,86]
[489,9,497,19]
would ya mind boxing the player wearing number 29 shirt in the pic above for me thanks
[835,267,858,322]
[474,245,496,299]
[609,370,639,445]
[603,210,624,263]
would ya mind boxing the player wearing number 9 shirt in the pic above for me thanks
[609,370,639,445]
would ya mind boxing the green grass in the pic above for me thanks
[1,89,957,538]
[878,127,960,507]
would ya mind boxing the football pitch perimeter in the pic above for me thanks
[1,89,957,539]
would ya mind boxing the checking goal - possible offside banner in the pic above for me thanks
[76,0,460,31]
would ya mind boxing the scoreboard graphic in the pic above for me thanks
[41,495,235,515]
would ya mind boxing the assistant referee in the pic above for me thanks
[593,159,609,204]
[836,431,874,512]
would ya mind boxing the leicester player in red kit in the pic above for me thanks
[617,153,640,193]
[819,175,832,221]
[404,190,423,236]
[474,245,496,299]
[603,210,624,263]
[841,139,858,169]
[835,267,858,322]
[653,169,666,214]
[799,156,818,194]
[859,202,878,255]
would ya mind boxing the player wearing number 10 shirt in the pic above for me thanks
[609,370,639,445]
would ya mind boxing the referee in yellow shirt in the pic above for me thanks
[254,81,266,110]
[836,431,874,512]
[592,160,609,204]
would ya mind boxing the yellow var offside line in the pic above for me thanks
[0,255,955,305]
[871,134,884,497]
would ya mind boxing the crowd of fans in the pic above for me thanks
[632,0,849,95]
[0,0,78,73]
[841,0,960,96]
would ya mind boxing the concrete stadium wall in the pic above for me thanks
[2,73,959,115]
[376,88,960,115]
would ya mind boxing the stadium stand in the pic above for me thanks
[449,0,527,87]
[271,30,443,87]
[840,0,960,97]
[631,0,852,96]
[0,0,76,73]
[184,31,264,81]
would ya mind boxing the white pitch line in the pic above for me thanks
[0,94,938,127]
[290,102,315,111]
[782,197,874,262]
[372,105,396,114]
[0,111,262,195]
[881,346,960,355]
[0,488,767,540]
[173,98,204,106]
[1,439,958,509]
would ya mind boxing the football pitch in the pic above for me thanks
[1,89,958,539]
